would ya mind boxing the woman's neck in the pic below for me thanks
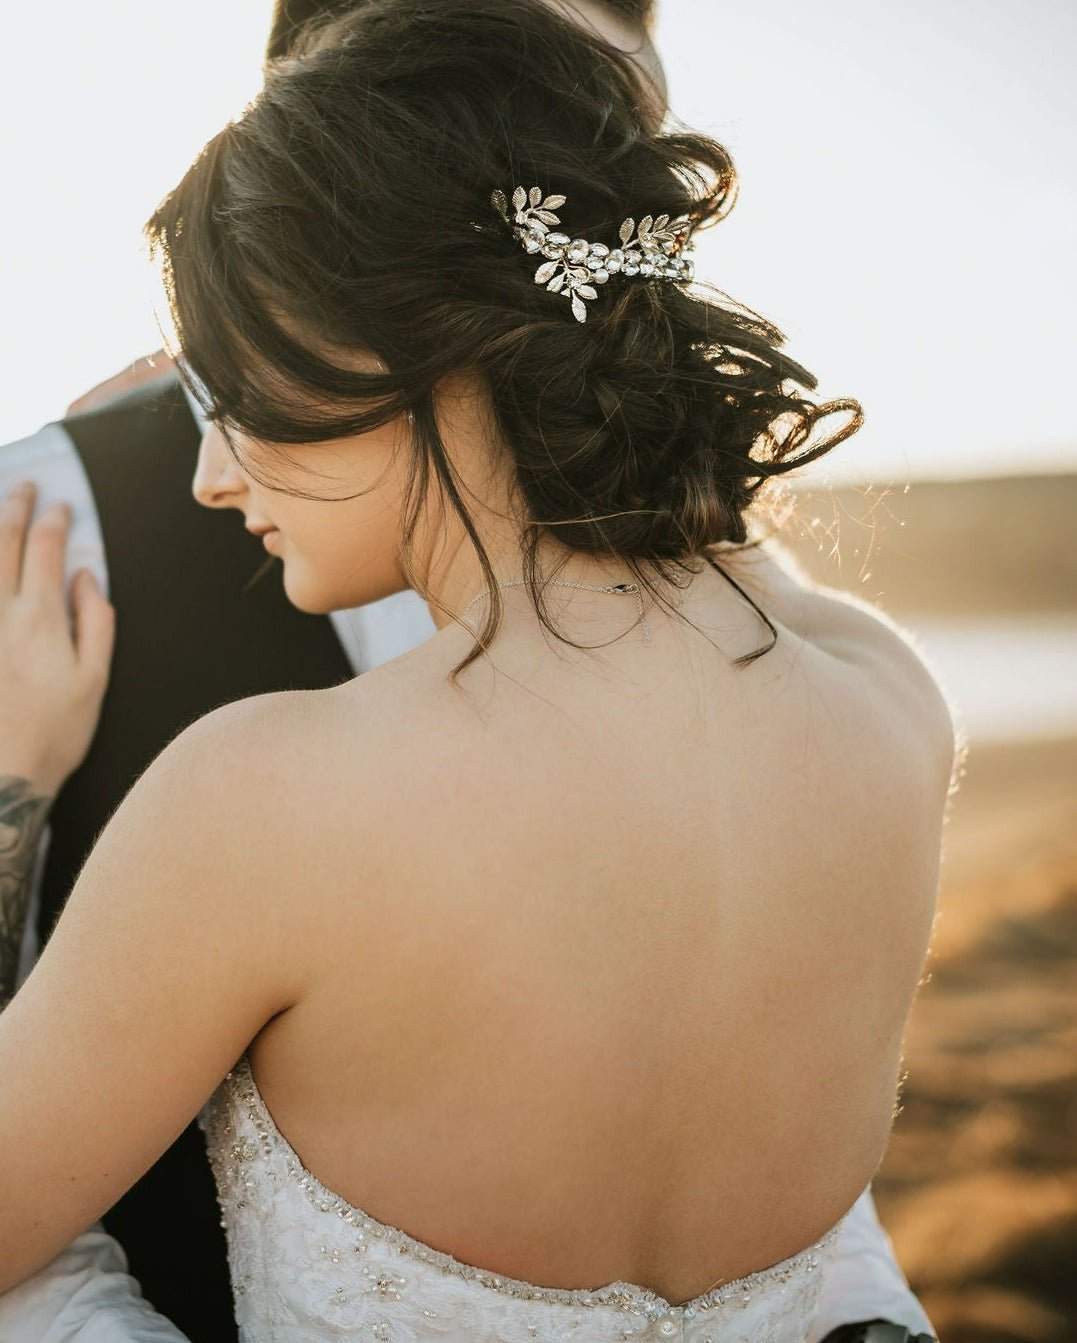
[421,534,657,635]
[408,374,673,635]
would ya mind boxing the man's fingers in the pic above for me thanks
[0,482,36,600]
[71,569,116,685]
[67,350,174,416]
[20,501,71,606]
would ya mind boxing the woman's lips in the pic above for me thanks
[246,522,281,550]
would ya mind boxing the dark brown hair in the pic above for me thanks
[267,0,658,59]
[147,0,862,680]
[597,0,657,29]
[267,0,366,60]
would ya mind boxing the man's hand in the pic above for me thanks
[66,350,176,417]
[0,482,115,795]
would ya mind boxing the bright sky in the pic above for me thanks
[1,0,1074,484]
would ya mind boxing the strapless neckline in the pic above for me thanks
[231,1051,852,1317]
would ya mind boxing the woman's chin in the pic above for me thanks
[279,553,413,615]
[280,566,336,616]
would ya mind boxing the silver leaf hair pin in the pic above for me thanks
[491,186,696,322]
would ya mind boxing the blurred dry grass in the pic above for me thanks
[782,472,1077,618]
[779,474,1077,1342]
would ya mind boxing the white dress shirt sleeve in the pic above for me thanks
[330,590,438,674]
[0,424,110,598]
[808,1186,936,1341]
[0,1225,190,1342]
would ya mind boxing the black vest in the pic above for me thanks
[38,376,354,1342]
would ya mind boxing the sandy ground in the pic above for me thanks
[873,733,1077,1342]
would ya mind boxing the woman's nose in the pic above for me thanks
[192,426,247,509]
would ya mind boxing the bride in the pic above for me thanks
[0,0,955,1338]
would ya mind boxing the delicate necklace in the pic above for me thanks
[462,578,654,646]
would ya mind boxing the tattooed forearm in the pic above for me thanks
[0,775,54,1011]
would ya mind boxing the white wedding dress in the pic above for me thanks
[198,1053,852,1343]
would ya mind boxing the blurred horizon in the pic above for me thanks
[1,0,1075,485]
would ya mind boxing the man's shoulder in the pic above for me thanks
[64,368,191,428]
[1,372,197,489]
[0,422,109,590]
[0,421,79,478]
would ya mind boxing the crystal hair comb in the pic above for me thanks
[491,186,696,322]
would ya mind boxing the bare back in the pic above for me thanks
[247,542,955,1307]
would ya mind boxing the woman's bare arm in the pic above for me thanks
[0,691,320,1293]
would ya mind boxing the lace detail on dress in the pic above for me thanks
[198,1053,849,1342]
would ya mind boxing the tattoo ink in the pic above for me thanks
[0,776,54,1010]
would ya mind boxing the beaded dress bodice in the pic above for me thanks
[198,1054,848,1343]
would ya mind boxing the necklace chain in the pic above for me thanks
[461,578,654,646]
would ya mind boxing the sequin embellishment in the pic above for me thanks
[198,1054,847,1342]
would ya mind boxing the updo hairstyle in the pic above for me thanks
[146,0,863,678]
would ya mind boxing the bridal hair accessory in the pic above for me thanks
[490,186,696,323]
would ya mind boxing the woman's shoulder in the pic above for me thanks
[719,537,959,769]
[165,668,456,842]
[166,678,416,787]
[130,682,431,956]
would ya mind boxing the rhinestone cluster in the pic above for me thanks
[491,186,696,322]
